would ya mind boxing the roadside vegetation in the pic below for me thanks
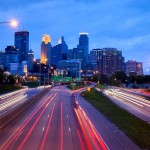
[67,84,86,90]
[96,84,107,89]
[0,85,23,94]
[82,88,150,149]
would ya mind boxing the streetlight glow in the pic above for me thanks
[10,20,18,27]
[0,19,18,27]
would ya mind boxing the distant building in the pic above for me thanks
[90,48,123,76]
[0,51,5,70]
[33,63,49,74]
[122,57,126,73]
[68,48,82,61]
[51,36,68,67]
[41,34,52,66]
[9,61,27,75]
[5,46,19,70]
[77,33,89,70]
[90,48,102,71]
[57,36,68,60]
[126,60,143,75]
[136,62,143,75]
[27,49,34,72]
[58,59,81,78]
[68,33,89,70]
[15,31,29,63]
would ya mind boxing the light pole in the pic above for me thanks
[0,20,18,27]
[37,63,41,87]
[96,70,100,85]
[49,66,53,85]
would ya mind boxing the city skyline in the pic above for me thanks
[1,0,150,73]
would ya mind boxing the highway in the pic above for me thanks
[0,86,50,117]
[0,86,109,150]
[104,89,150,123]
[0,86,141,150]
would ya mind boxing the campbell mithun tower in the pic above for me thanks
[40,34,52,66]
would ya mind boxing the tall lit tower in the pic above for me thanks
[41,34,52,66]
[15,31,29,63]
[77,32,89,70]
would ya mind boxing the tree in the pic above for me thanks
[100,74,109,84]
[114,71,127,83]
[136,75,144,84]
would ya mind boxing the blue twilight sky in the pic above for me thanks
[0,0,150,74]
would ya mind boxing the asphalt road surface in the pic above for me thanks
[104,88,150,123]
[0,86,140,150]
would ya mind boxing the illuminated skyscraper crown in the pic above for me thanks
[42,34,51,44]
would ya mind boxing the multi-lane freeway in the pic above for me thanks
[104,88,150,123]
[0,86,140,150]
[0,86,49,117]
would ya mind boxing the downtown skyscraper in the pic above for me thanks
[77,33,89,70]
[15,31,29,63]
[90,48,123,76]
[51,36,68,67]
[68,33,89,70]
[40,34,52,66]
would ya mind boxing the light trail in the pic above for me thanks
[74,108,93,150]
[0,89,27,100]
[105,89,150,107]
[1,93,56,150]
[60,102,63,150]
[77,130,85,150]
[75,90,109,150]
[18,96,55,150]
[0,95,27,111]
[40,103,55,150]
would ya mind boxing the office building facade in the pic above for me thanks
[0,51,5,70]
[77,33,89,70]
[90,48,123,76]
[58,59,81,78]
[5,46,19,70]
[51,36,68,67]
[15,31,29,63]
[126,60,143,75]
[27,49,34,71]
[41,34,52,66]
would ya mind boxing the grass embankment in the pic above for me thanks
[0,85,23,94]
[82,88,150,149]
[22,82,39,88]
[96,84,108,89]
[67,85,86,90]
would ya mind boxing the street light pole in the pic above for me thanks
[39,63,41,87]
[48,67,49,86]
[0,20,18,27]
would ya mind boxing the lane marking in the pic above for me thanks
[42,127,45,132]
[69,127,71,132]
[60,102,63,150]
[40,103,56,150]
